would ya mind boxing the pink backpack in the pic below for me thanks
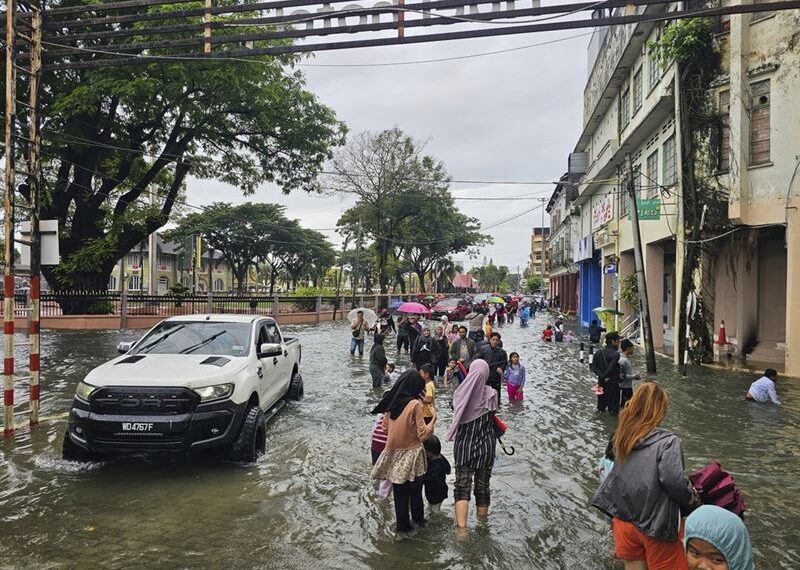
[689,461,746,519]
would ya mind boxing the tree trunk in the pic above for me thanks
[415,270,427,293]
[42,265,117,314]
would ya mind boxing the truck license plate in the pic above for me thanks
[121,422,155,432]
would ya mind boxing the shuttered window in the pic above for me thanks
[718,90,730,171]
[749,80,770,165]
[649,47,660,90]
[633,67,643,112]
[620,84,630,128]
[663,135,677,186]
[646,150,659,198]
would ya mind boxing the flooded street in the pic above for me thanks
[1,315,799,569]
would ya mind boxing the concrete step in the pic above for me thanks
[747,341,785,365]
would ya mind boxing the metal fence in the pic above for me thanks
[31,291,435,319]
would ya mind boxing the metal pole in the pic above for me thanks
[27,8,42,426]
[148,191,157,294]
[4,0,17,435]
[626,153,657,373]
[332,236,349,321]
[351,220,362,307]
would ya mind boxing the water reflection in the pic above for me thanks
[0,317,797,569]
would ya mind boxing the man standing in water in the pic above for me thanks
[591,332,621,414]
[350,311,370,357]
[746,369,780,405]
[478,332,508,403]
[450,326,477,370]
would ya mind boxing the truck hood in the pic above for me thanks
[83,354,250,389]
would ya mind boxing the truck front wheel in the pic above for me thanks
[62,431,94,462]
[228,406,266,463]
[287,372,304,400]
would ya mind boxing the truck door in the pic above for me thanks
[255,323,272,407]
[265,322,291,401]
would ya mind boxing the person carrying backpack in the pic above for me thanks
[591,331,621,415]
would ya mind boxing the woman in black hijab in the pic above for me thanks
[371,371,436,533]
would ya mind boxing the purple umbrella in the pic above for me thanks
[398,302,430,315]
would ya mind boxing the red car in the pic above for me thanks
[430,298,472,321]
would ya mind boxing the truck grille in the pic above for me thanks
[90,386,199,415]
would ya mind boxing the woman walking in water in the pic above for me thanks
[592,382,699,570]
[371,371,436,533]
[447,359,498,530]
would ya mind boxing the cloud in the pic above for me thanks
[185,30,589,269]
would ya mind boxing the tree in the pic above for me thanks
[471,263,510,293]
[433,258,463,293]
[168,202,289,293]
[28,27,345,311]
[526,275,543,293]
[399,193,488,293]
[329,129,449,293]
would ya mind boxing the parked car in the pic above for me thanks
[430,298,472,321]
[63,314,303,462]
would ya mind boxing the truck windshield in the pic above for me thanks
[133,322,251,357]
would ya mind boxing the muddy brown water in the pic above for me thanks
[0,316,798,569]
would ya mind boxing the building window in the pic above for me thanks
[127,253,141,268]
[646,150,659,198]
[158,254,173,271]
[649,46,660,90]
[718,90,730,172]
[633,66,643,112]
[749,80,770,165]
[128,275,142,291]
[663,135,677,186]
[620,84,631,128]
[214,278,225,292]
[108,275,117,291]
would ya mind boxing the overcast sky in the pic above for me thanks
[186,27,590,272]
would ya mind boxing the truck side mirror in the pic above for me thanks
[258,343,282,358]
[117,341,135,354]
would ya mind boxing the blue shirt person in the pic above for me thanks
[746,368,780,405]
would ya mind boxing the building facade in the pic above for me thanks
[109,234,235,294]
[546,175,579,314]
[564,3,800,374]
[529,227,550,294]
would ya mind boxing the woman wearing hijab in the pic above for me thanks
[434,326,449,378]
[411,327,436,371]
[371,371,436,533]
[684,506,754,570]
[446,359,498,529]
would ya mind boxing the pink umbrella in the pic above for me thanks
[398,302,430,315]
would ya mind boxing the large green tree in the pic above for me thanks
[25,23,344,309]
[167,202,290,292]
[329,128,448,293]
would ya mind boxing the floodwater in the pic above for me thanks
[1,315,798,570]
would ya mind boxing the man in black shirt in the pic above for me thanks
[478,332,508,403]
[588,319,606,345]
[591,331,621,414]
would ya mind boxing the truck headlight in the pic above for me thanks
[75,381,96,401]
[194,383,234,403]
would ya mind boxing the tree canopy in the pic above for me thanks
[22,16,345,304]
[167,202,336,293]
[330,128,488,293]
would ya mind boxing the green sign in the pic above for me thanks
[627,198,661,220]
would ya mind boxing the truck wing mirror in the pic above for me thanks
[117,341,135,354]
[258,343,282,358]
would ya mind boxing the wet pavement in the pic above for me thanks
[1,314,798,569]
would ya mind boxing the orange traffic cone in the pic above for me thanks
[716,319,728,345]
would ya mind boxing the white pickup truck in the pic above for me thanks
[63,314,303,462]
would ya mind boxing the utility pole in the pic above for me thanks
[626,153,657,373]
[3,0,17,434]
[350,220,362,307]
[148,191,157,294]
[26,7,43,426]
[333,236,350,320]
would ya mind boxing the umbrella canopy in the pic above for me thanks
[348,308,379,324]
[398,302,430,315]
[388,300,404,310]
[488,296,506,304]
[593,306,624,316]
[424,295,435,300]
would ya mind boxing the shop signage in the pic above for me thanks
[592,194,614,228]
[627,198,661,221]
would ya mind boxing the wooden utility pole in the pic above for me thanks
[27,7,43,426]
[626,153,657,373]
[3,0,17,434]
